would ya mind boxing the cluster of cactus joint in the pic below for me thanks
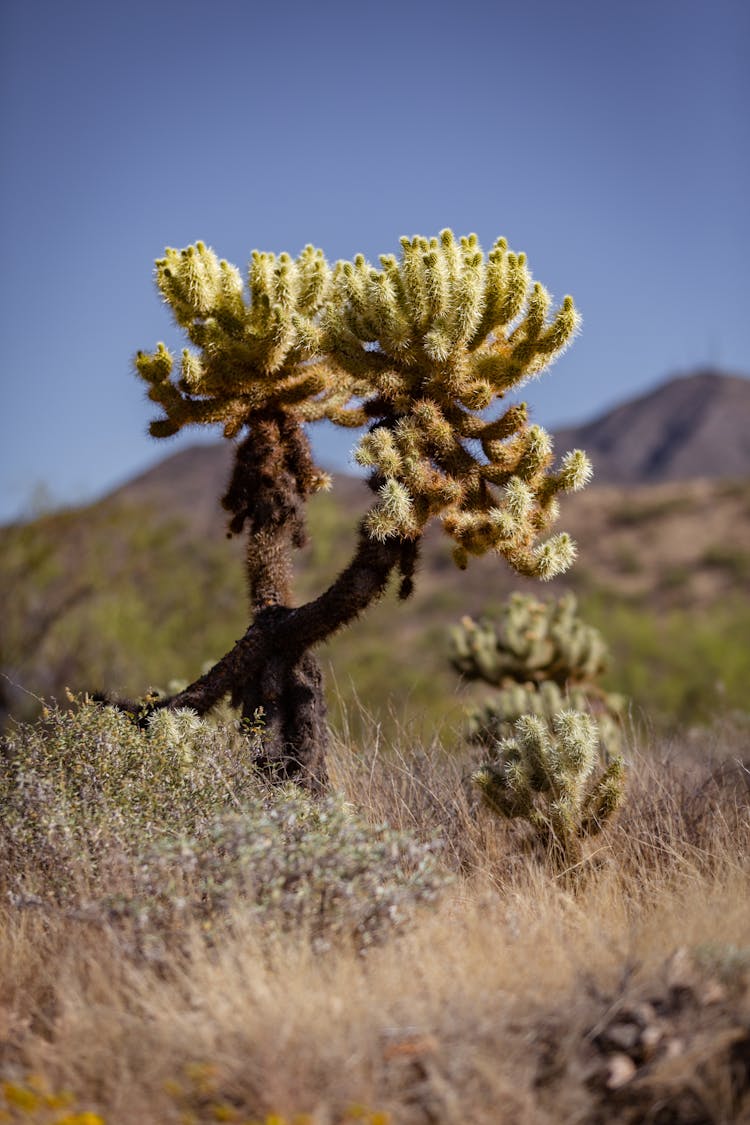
[473,710,625,864]
[449,592,625,752]
[113,229,593,786]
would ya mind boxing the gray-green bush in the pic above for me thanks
[0,703,448,953]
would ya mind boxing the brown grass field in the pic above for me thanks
[1,703,749,1125]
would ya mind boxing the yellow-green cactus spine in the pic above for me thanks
[473,711,625,864]
[325,230,590,581]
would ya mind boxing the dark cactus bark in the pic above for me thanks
[219,412,331,789]
[160,517,407,789]
[105,412,415,790]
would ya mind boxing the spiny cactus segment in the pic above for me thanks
[449,593,625,751]
[134,241,350,444]
[473,710,625,862]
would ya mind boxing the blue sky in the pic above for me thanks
[1,0,748,521]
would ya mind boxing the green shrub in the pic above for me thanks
[582,596,750,728]
[0,503,245,725]
[700,545,750,582]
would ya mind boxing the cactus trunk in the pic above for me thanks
[218,414,329,786]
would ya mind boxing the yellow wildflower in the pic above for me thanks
[211,1105,239,1122]
[2,1082,39,1111]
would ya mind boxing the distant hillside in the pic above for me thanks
[111,371,750,527]
[553,370,750,484]
[4,465,750,735]
[109,442,236,538]
[109,442,367,538]
[3,369,750,735]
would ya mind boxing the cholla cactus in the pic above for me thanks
[109,230,592,789]
[449,593,624,751]
[326,231,591,577]
[473,711,625,863]
[132,242,348,784]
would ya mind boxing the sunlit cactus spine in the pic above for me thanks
[449,592,625,751]
[473,711,625,864]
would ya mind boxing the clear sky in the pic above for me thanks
[1,0,748,521]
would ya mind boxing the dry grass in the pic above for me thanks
[1,709,749,1124]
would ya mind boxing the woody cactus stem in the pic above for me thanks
[223,412,311,610]
[158,509,405,787]
[219,411,331,785]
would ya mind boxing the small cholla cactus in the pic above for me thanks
[473,710,625,864]
[449,593,625,752]
[466,681,623,756]
[449,592,608,684]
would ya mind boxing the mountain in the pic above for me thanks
[4,369,749,734]
[109,442,235,534]
[552,370,750,484]
[110,371,750,528]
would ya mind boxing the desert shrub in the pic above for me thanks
[0,703,448,953]
[0,503,245,726]
[582,595,750,728]
[113,793,447,955]
[0,702,256,864]
[700,543,750,581]
[610,494,697,526]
